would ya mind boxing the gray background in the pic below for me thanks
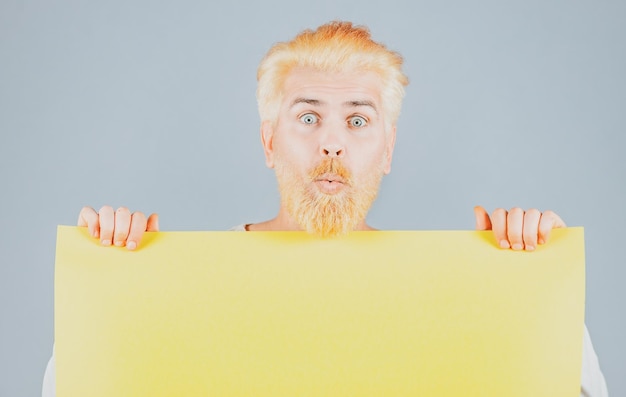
[1,0,624,395]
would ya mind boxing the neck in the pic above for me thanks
[247,206,375,232]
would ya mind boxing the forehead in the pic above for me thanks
[281,67,384,108]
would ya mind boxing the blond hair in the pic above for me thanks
[256,21,409,128]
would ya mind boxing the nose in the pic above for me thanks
[321,144,344,158]
[319,123,345,158]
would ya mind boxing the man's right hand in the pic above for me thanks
[77,206,159,250]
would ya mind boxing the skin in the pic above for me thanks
[252,68,394,233]
[77,67,566,250]
[77,206,159,251]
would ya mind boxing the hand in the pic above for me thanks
[77,206,159,250]
[474,206,566,251]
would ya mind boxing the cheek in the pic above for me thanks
[351,137,388,168]
[274,134,314,172]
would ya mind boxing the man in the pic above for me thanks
[42,21,608,396]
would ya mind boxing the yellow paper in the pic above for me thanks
[55,226,585,396]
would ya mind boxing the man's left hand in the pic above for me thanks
[474,206,566,251]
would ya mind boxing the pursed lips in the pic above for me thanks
[313,173,348,194]
[314,173,346,184]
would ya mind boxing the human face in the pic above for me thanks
[261,67,396,236]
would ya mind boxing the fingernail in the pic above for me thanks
[114,241,124,247]
[127,241,137,250]
[101,239,111,246]
[538,238,545,245]
[512,243,523,251]
[526,245,535,251]
[499,240,510,249]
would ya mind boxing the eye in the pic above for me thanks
[348,115,368,128]
[299,113,319,125]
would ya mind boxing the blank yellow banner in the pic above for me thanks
[55,226,585,396]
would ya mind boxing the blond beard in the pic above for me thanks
[274,156,385,237]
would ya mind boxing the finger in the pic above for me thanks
[473,206,492,231]
[113,207,132,246]
[522,208,541,251]
[538,210,567,245]
[146,213,159,232]
[126,212,148,250]
[98,205,115,246]
[77,206,100,238]
[506,207,525,251]
[490,208,509,249]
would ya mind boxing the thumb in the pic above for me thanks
[474,206,492,231]
[147,213,160,232]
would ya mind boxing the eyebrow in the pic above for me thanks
[345,100,378,114]
[290,98,378,114]
[290,98,322,107]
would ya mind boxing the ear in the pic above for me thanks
[261,120,275,168]
[383,125,397,174]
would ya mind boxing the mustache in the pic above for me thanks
[308,158,352,186]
